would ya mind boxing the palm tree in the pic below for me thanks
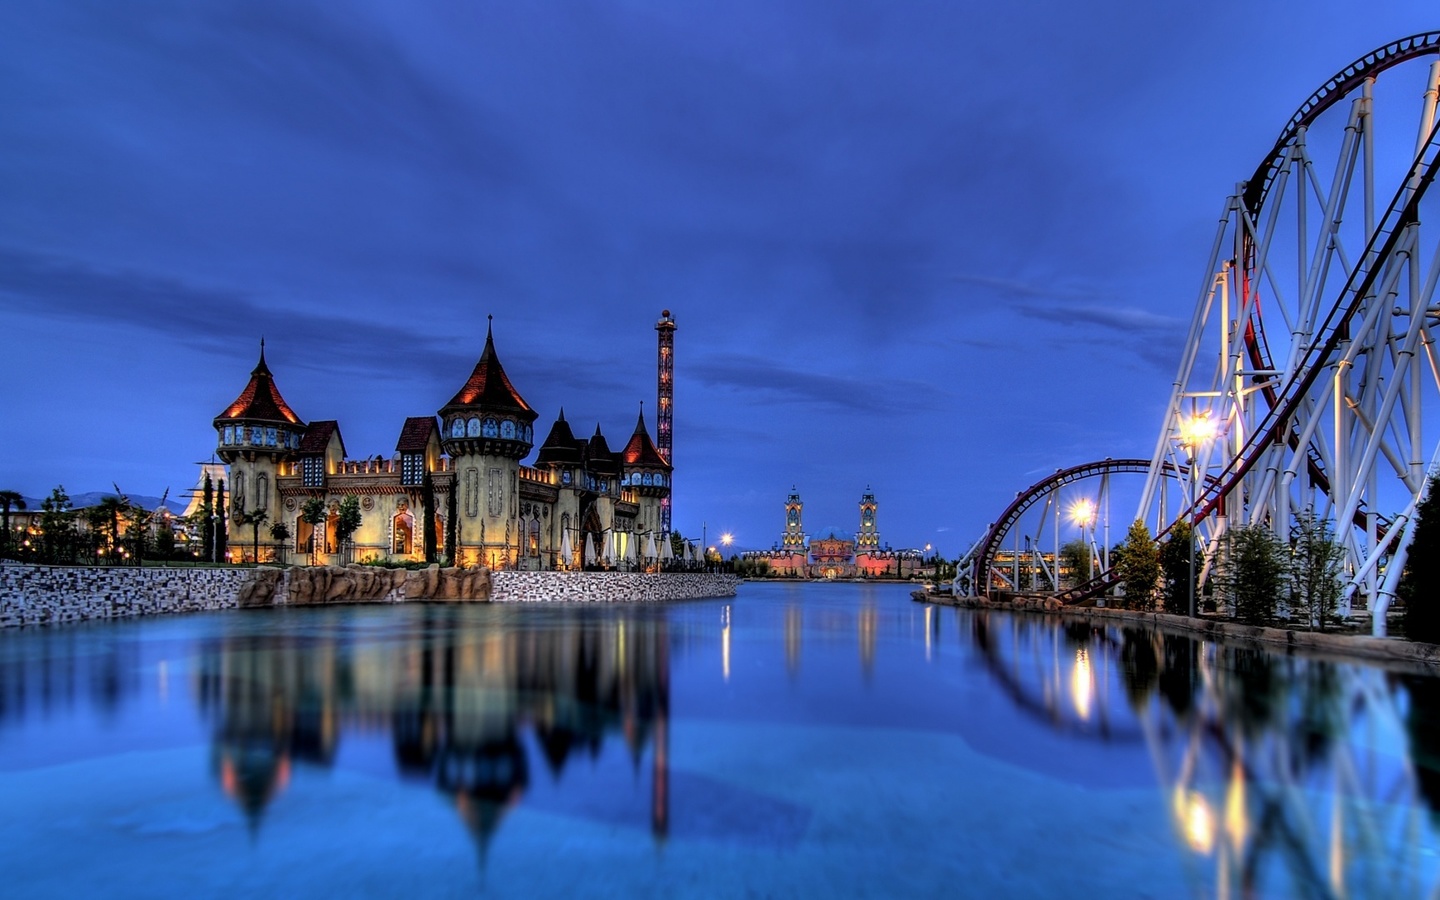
[239,507,269,564]
[0,490,25,558]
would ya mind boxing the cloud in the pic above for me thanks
[689,353,945,414]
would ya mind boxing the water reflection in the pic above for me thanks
[957,608,1440,896]
[195,607,670,858]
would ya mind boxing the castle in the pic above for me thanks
[213,313,677,569]
[747,487,922,579]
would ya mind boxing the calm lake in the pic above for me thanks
[1,581,1437,897]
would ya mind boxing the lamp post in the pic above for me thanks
[1179,413,1218,618]
[1070,498,1097,584]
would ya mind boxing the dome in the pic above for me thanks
[811,526,853,542]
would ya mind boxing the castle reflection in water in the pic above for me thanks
[193,606,671,855]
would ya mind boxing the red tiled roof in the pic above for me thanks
[298,420,343,455]
[395,416,437,453]
[214,346,303,426]
[440,321,536,420]
[621,409,671,469]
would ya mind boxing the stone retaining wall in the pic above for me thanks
[0,562,250,627]
[490,571,738,602]
[0,562,739,628]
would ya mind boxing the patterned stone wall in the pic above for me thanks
[0,562,251,627]
[490,571,738,602]
[0,562,738,628]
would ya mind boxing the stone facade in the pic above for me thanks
[0,562,738,627]
[490,571,738,603]
[0,561,250,627]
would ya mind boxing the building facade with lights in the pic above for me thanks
[748,488,922,579]
[212,316,674,570]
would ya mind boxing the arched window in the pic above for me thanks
[467,418,481,438]
[393,511,414,555]
[529,518,540,556]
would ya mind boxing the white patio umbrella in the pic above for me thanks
[688,541,699,564]
[644,531,658,561]
[603,530,617,566]
[583,533,595,567]
[624,531,637,566]
[659,533,673,562]
[559,529,573,569]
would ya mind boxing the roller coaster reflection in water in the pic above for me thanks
[959,606,1440,896]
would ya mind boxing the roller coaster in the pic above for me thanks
[961,33,1440,634]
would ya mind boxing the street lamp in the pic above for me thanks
[1070,498,1097,583]
[1178,413,1218,617]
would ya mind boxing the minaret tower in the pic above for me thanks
[655,310,676,533]
[781,487,806,553]
[857,487,880,550]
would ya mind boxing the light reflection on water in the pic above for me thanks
[0,584,1438,896]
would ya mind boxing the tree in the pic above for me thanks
[445,484,458,566]
[39,486,75,563]
[156,518,176,559]
[0,489,26,558]
[1115,520,1161,611]
[300,497,328,565]
[1059,539,1091,588]
[335,495,362,564]
[1216,524,1288,625]
[90,494,131,564]
[269,520,291,565]
[1402,476,1440,642]
[1159,520,1200,615]
[201,474,215,561]
[239,507,269,564]
[216,480,228,562]
[421,468,438,563]
[1289,509,1346,631]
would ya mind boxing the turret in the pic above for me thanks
[621,405,672,537]
[437,319,538,569]
[213,342,303,557]
[782,487,806,552]
[857,487,879,550]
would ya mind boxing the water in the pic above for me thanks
[1,582,1438,897]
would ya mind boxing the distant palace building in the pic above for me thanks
[748,488,921,579]
[212,315,675,569]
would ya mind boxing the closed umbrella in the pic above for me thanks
[559,529,573,569]
[644,531,658,561]
[583,533,595,567]
[659,533,673,562]
[603,530,617,566]
[624,531,637,566]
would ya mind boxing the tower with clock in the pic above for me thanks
[857,488,880,550]
[781,488,806,553]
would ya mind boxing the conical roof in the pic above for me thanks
[621,407,671,470]
[214,343,304,427]
[586,425,618,475]
[536,409,582,466]
[440,318,536,421]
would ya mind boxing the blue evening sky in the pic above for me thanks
[1,2,1434,553]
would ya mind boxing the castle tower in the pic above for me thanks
[437,318,537,569]
[781,487,806,552]
[621,404,673,543]
[214,341,305,560]
[655,310,676,533]
[857,487,879,550]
